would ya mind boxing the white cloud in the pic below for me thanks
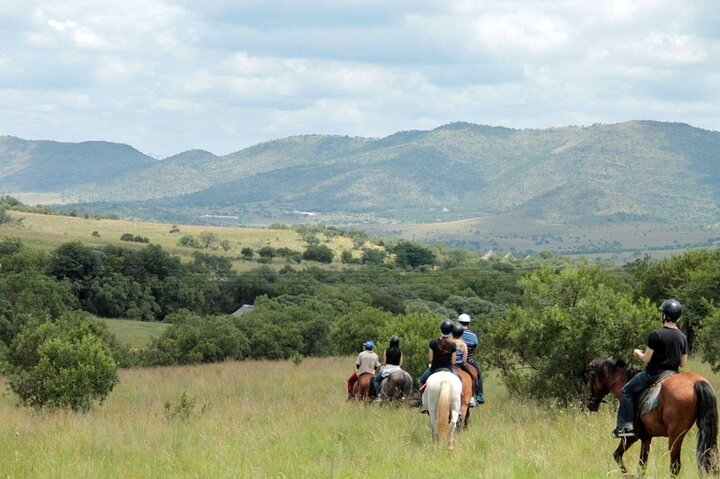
[0,0,718,157]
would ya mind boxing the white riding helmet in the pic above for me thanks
[458,313,471,323]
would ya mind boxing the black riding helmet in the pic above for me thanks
[659,299,682,321]
[440,319,454,335]
[389,335,400,346]
[451,324,464,338]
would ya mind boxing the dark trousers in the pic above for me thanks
[617,370,655,429]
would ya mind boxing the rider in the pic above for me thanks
[451,324,478,407]
[613,299,688,438]
[347,340,380,400]
[458,313,485,405]
[372,335,403,399]
[418,319,457,391]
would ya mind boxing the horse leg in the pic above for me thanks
[668,429,688,476]
[638,439,651,474]
[613,436,638,474]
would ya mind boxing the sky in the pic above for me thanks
[1,1,719,158]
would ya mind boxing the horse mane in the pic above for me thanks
[592,357,638,380]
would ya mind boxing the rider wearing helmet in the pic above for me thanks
[418,319,458,391]
[613,299,688,438]
[347,340,380,400]
[371,335,404,399]
[458,313,485,404]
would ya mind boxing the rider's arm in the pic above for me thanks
[634,347,654,365]
[679,354,688,368]
[428,348,433,367]
[451,351,457,365]
[399,352,403,366]
[383,350,387,365]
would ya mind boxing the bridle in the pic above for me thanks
[585,360,627,411]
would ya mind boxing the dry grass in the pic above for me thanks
[2,211,356,268]
[0,357,716,478]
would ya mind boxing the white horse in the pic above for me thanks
[422,371,462,452]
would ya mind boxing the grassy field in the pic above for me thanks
[1,211,358,268]
[0,357,717,478]
[101,319,170,349]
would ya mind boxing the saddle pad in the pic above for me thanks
[638,370,676,417]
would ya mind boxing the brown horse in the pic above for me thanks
[456,367,473,430]
[352,372,373,401]
[586,357,719,475]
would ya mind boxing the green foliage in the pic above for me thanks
[302,244,334,263]
[393,241,436,269]
[198,231,220,249]
[259,246,276,258]
[5,312,119,411]
[340,250,355,264]
[489,264,657,404]
[0,271,77,320]
[0,207,10,225]
[120,233,135,241]
[698,304,720,372]
[0,237,23,256]
[240,247,254,259]
[85,273,160,321]
[361,249,386,265]
[164,390,209,421]
[380,312,440,380]
[332,307,394,356]
[177,235,202,248]
[144,310,249,366]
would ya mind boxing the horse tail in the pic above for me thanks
[436,378,452,442]
[694,380,719,474]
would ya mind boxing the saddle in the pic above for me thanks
[637,370,676,417]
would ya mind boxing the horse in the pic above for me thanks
[455,367,474,430]
[586,357,719,476]
[352,372,373,401]
[379,370,413,403]
[422,371,462,452]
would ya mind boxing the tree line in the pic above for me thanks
[1,234,720,410]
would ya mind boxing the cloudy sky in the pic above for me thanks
[1,1,719,158]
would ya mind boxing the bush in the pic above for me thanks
[302,245,333,263]
[488,264,656,404]
[240,247,254,260]
[120,233,135,242]
[5,313,119,411]
[698,304,720,371]
[177,235,202,249]
[380,312,440,380]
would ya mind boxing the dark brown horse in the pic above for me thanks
[586,357,718,475]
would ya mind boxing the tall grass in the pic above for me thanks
[0,358,716,478]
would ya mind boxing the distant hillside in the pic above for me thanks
[0,136,155,193]
[3,121,720,227]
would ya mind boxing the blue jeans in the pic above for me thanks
[617,371,655,429]
[418,368,432,390]
[372,370,383,397]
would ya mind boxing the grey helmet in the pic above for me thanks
[440,319,454,335]
[659,299,682,321]
[452,324,464,338]
[389,335,400,346]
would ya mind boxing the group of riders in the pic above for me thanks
[346,313,485,408]
[347,297,690,440]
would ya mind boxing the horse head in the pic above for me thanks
[585,357,627,411]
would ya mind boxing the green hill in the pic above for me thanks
[3,121,720,227]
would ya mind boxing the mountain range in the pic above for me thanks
[1,121,719,227]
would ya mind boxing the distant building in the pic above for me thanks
[231,304,254,317]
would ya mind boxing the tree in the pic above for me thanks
[0,237,23,257]
[6,312,119,411]
[199,231,220,249]
[240,247,254,260]
[302,245,333,263]
[0,207,11,225]
[698,304,720,371]
[332,307,393,355]
[393,241,436,269]
[361,249,386,266]
[488,264,656,404]
[380,311,440,379]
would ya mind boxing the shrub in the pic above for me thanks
[259,246,276,258]
[488,264,656,404]
[302,245,333,263]
[120,233,135,242]
[177,235,202,249]
[6,313,119,411]
[240,247,254,260]
[91,231,100,238]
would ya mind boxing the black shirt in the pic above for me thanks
[385,346,402,366]
[645,326,688,376]
[429,338,456,372]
